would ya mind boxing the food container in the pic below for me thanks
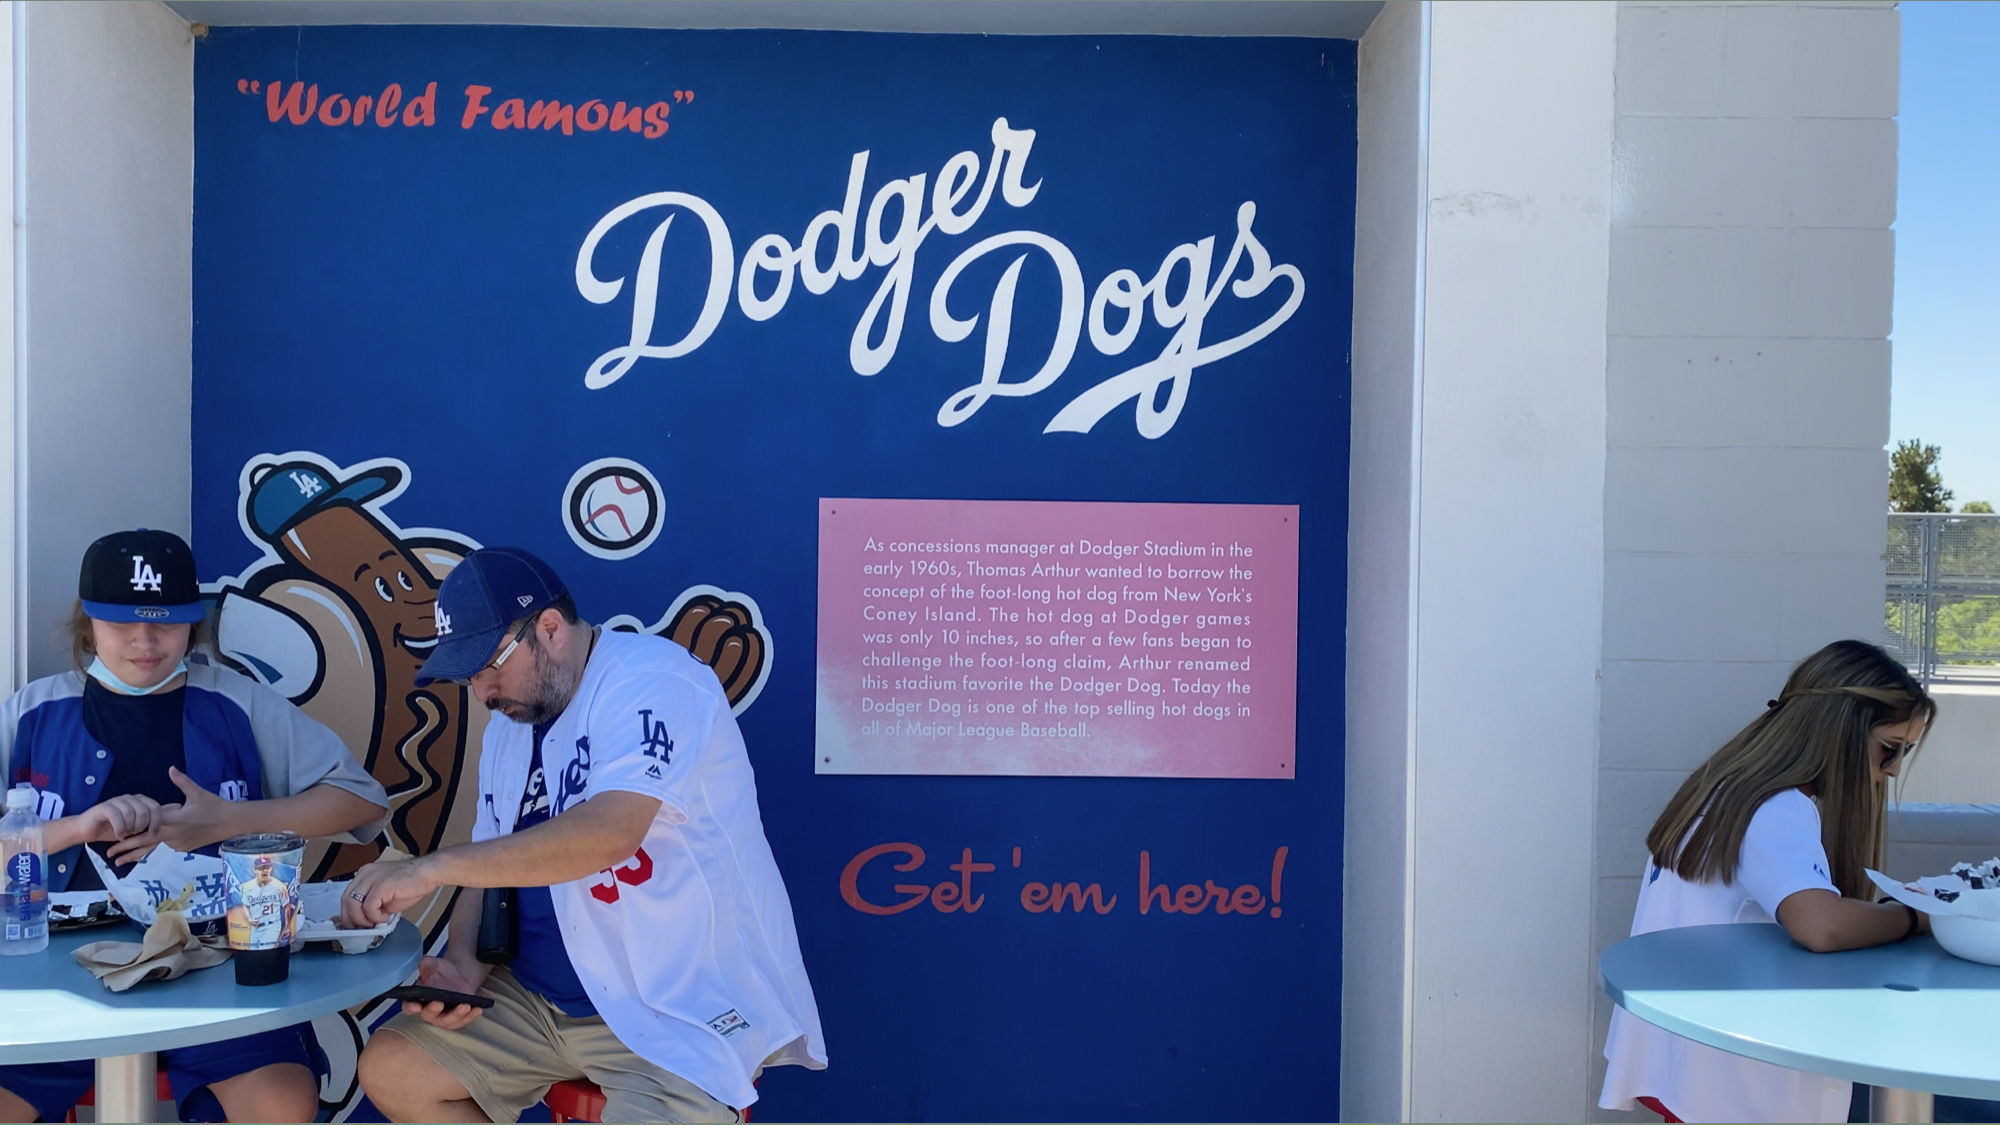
[1869,861,2000,966]
[1930,913,2000,966]
[294,881,398,954]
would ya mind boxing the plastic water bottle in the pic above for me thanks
[1,785,49,955]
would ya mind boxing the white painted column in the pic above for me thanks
[1348,1,1617,1120]
[14,0,193,679]
[1409,3,1615,1119]
[1,0,18,692]
[1343,1,1426,1119]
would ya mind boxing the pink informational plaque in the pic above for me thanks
[816,497,1299,778]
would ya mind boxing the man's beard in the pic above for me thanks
[487,635,580,726]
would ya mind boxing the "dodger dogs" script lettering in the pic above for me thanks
[575,118,1305,439]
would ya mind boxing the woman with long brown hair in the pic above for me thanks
[1599,639,1936,1124]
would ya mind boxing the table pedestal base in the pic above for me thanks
[94,1053,158,1123]
[1872,1085,1934,1124]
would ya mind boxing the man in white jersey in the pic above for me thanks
[341,548,824,1124]
[234,855,292,946]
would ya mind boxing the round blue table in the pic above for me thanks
[0,922,420,1122]
[1602,923,2000,1123]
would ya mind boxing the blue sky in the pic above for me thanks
[1892,0,2000,508]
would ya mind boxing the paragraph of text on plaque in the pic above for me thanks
[815,497,1299,778]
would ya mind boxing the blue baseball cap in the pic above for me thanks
[246,459,401,540]
[414,547,569,686]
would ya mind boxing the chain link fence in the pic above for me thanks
[1886,513,2000,683]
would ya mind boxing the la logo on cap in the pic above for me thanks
[437,606,453,636]
[130,557,163,593]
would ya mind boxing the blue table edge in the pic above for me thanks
[0,922,421,1065]
[1602,936,2000,1101]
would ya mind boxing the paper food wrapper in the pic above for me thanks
[1868,858,2000,921]
[71,911,230,992]
[85,846,401,953]
[85,845,228,927]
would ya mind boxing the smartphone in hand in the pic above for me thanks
[382,984,494,1009]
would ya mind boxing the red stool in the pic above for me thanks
[65,1072,175,1122]
[545,1078,753,1123]
[544,1079,606,1123]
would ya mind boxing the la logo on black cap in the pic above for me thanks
[130,557,164,592]
[80,529,201,619]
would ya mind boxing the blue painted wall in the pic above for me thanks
[192,27,1355,1121]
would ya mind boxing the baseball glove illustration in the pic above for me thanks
[609,587,772,713]
[666,594,766,707]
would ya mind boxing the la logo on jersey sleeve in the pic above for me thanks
[638,708,673,779]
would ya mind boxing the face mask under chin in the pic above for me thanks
[87,655,187,696]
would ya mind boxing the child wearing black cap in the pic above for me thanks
[0,529,390,1123]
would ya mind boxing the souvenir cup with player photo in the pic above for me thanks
[222,831,305,985]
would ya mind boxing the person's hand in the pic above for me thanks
[403,956,488,1030]
[78,795,163,847]
[107,768,234,862]
[341,856,441,928]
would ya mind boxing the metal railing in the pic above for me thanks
[1886,513,2000,683]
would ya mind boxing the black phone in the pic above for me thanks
[382,984,494,1009]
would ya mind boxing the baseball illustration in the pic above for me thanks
[564,457,665,559]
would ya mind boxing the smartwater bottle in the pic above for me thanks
[0,785,49,955]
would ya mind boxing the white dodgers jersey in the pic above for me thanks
[474,630,825,1110]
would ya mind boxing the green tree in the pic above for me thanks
[1965,501,1995,514]
[1890,439,1955,512]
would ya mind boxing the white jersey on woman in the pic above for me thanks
[1600,788,1849,1123]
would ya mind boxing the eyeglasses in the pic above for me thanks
[473,619,537,680]
[1877,738,1912,765]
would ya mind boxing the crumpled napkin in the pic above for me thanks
[71,911,230,992]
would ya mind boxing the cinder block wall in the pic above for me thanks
[1591,2,1899,1117]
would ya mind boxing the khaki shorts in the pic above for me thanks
[378,966,739,1123]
